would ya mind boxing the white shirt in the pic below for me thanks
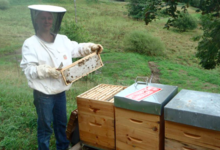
[20,34,92,95]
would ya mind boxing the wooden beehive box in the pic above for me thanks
[77,84,126,150]
[60,52,103,85]
[114,83,178,150]
[164,89,220,150]
[115,107,164,150]
[165,121,220,150]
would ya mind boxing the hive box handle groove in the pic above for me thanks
[89,107,100,113]
[89,122,102,127]
[182,146,196,150]
[129,118,143,124]
[183,132,201,139]
[127,135,143,143]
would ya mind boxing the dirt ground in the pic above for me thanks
[148,61,160,83]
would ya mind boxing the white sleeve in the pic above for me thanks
[62,35,95,58]
[71,41,94,58]
[20,40,38,80]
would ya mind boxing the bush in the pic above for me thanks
[127,0,147,20]
[199,14,212,29]
[190,0,201,8]
[173,12,197,31]
[0,0,10,10]
[60,20,90,43]
[158,8,169,18]
[123,30,165,56]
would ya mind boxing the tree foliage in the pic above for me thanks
[143,0,220,69]
[173,12,197,31]
[144,0,163,24]
[190,0,201,8]
[144,0,189,29]
[127,0,148,20]
[196,17,220,69]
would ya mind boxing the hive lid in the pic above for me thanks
[164,89,220,131]
[114,83,178,115]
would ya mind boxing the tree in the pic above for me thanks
[190,0,202,8]
[127,0,148,20]
[173,12,197,31]
[143,0,220,69]
[144,0,190,29]
[196,17,220,69]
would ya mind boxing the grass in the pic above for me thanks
[0,0,220,149]
[157,60,220,92]
[0,4,33,53]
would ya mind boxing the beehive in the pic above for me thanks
[77,84,126,150]
[165,121,220,150]
[114,83,178,150]
[60,52,103,85]
[115,107,164,150]
[164,89,220,150]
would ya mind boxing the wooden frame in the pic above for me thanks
[60,52,104,85]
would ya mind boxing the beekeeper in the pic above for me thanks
[20,5,103,150]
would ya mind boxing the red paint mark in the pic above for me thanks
[63,55,67,60]
[125,86,162,101]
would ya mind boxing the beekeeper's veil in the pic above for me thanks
[28,5,66,39]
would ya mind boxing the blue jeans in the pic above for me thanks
[33,90,70,150]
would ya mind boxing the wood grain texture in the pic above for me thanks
[77,84,126,101]
[165,121,220,150]
[77,97,114,118]
[165,138,214,150]
[115,107,163,150]
[77,84,126,150]
[80,131,115,150]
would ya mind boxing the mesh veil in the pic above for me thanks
[29,6,66,39]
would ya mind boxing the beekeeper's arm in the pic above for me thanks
[65,34,103,58]
[71,41,103,58]
[20,41,60,79]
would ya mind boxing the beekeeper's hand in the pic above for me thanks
[37,64,61,79]
[91,44,103,54]
[48,68,61,79]
[81,43,103,56]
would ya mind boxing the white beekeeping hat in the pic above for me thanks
[28,5,66,37]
